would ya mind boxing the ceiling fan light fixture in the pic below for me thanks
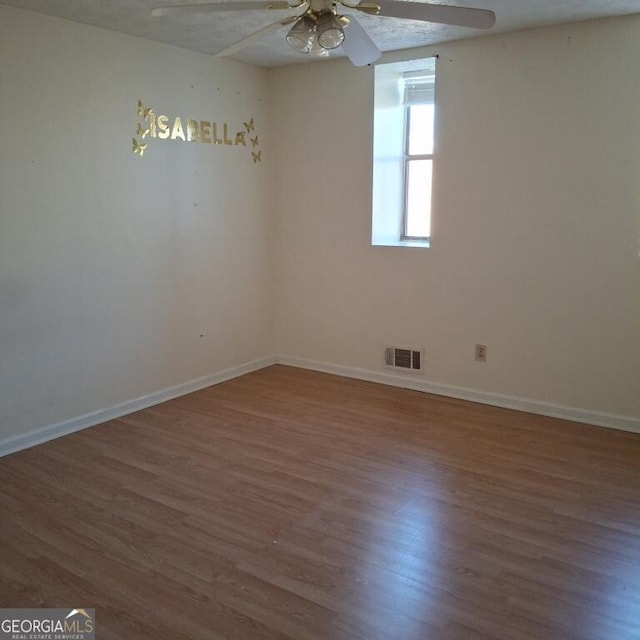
[317,11,345,49]
[286,15,317,53]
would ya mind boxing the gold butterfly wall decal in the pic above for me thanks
[136,123,150,139]
[243,117,254,133]
[132,137,148,157]
[251,150,261,163]
[250,135,259,148]
[137,100,153,120]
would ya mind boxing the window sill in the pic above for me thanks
[372,238,430,249]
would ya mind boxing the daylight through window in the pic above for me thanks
[372,56,437,248]
[403,69,435,239]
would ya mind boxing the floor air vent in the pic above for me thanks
[384,346,423,373]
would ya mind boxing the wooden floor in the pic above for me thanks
[1,365,640,640]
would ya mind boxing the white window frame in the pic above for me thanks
[402,104,434,241]
[371,56,437,249]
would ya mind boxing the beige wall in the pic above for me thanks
[271,16,640,420]
[0,6,274,441]
[1,7,639,447]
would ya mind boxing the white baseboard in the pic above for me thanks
[276,355,640,435]
[3,353,638,458]
[0,355,276,458]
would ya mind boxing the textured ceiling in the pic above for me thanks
[1,0,639,67]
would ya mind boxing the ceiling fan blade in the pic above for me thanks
[151,2,293,17]
[374,1,495,29]
[214,16,298,57]
[341,17,381,67]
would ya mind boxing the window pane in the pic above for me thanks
[408,104,434,156]
[405,159,432,238]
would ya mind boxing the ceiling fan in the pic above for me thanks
[152,1,496,67]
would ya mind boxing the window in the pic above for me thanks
[371,57,437,248]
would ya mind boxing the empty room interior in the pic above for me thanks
[1,1,640,638]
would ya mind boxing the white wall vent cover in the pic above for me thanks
[384,346,424,373]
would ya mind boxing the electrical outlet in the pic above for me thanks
[475,344,487,362]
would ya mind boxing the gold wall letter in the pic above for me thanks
[200,121,212,144]
[148,112,157,138]
[212,123,223,145]
[157,115,170,140]
[223,123,233,146]
[171,117,186,141]
[187,119,199,142]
